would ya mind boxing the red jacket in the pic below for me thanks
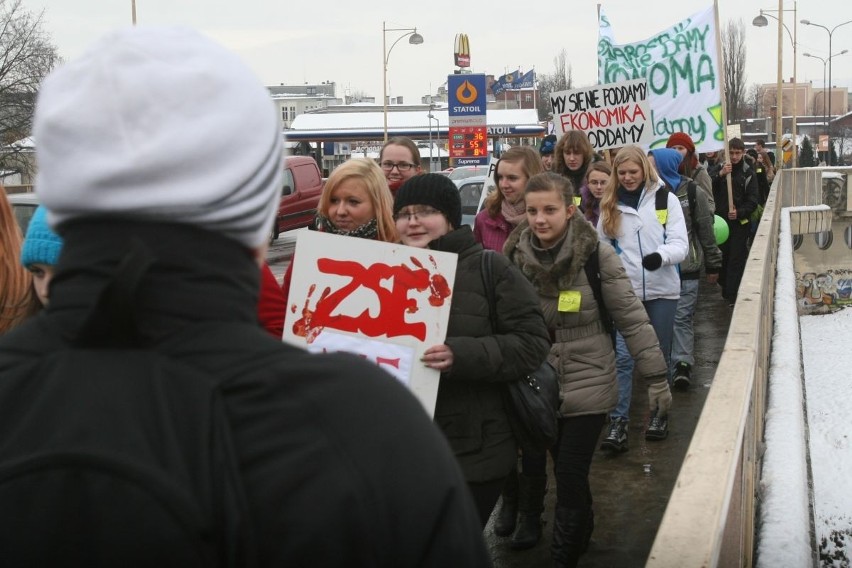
[258,263,286,339]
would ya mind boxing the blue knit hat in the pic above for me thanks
[539,135,557,156]
[21,205,64,267]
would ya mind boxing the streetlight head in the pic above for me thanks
[752,14,769,27]
[803,52,813,57]
[841,49,850,55]
[800,19,811,25]
[409,32,424,45]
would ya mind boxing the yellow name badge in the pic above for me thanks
[558,290,582,312]
[740,218,749,225]
[656,210,668,225]
[573,196,582,207]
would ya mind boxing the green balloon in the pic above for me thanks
[714,215,729,245]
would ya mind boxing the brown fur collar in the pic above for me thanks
[504,211,599,297]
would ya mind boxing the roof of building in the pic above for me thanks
[285,107,545,142]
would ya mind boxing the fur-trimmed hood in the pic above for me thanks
[504,210,599,297]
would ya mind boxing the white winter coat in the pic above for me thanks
[597,180,688,301]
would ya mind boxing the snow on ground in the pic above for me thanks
[801,308,852,567]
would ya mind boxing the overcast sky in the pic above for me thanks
[28,0,852,105]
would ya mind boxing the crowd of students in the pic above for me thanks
[0,25,759,568]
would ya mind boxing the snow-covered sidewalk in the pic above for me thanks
[802,308,852,567]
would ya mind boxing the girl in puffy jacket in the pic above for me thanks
[505,172,670,567]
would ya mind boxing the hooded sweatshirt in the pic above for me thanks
[649,148,683,191]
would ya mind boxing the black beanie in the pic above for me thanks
[394,173,462,229]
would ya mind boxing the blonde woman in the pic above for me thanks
[281,158,397,300]
[597,145,687,448]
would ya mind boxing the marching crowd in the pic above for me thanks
[0,25,763,568]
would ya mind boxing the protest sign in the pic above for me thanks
[550,78,652,150]
[598,6,723,152]
[283,231,458,417]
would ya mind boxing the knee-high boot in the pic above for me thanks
[509,473,547,549]
[493,468,519,537]
[551,506,591,568]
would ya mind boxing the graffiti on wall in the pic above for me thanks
[797,269,852,314]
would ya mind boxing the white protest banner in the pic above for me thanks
[283,231,458,417]
[550,79,652,150]
[598,6,723,153]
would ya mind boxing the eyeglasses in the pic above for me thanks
[380,161,416,172]
[393,206,442,222]
[587,180,608,187]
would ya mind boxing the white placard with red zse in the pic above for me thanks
[283,231,458,417]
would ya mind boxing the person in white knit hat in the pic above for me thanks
[0,26,489,567]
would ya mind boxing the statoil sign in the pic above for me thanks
[448,74,487,165]
[448,74,486,120]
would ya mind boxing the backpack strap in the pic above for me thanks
[687,181,697,219]
[654,186,669,227]
[582,242,614,337]
[686,180,699,234]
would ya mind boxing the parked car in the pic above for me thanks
[271,156,325,243]
[454,175,493,228]
[6,192,39,234]
[447,166,488,181]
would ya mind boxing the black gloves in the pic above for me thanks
[642,253,663,271]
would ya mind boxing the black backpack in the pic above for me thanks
[0,241,279,567]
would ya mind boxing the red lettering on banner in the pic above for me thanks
[291,257,451,341]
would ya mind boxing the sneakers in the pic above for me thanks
[600,419,628,452]
[673,362,692,390]
[645,412,668,441]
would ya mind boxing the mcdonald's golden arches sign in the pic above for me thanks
[454,33,470,68]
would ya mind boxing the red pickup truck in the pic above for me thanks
[271,156,324,243]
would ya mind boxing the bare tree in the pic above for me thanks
[745,84,761,119]
[536,49,573,122]
[721,19,747,123]
[0,0,59,181]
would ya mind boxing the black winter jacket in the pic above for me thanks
[710,159,759,220]
[0,221,491,568]
[430,226,550,483]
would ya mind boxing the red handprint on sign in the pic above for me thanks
[291,256,451,341]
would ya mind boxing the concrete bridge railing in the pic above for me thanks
[646,167,838,567]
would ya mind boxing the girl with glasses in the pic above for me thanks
[379,136,422,196]
[393,173,550,529]
[579,161,612,228]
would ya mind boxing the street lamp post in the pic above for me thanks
[382,22,424,142]
[803,51,848,162]
[753,1,797,167]
[801,18,852,164]
[427,110,440,171]
[131,0,137,25]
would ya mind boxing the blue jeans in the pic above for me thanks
[610,298,678,421]
[671,279,700,370]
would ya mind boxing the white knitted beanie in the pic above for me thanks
[34,26,283,249]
